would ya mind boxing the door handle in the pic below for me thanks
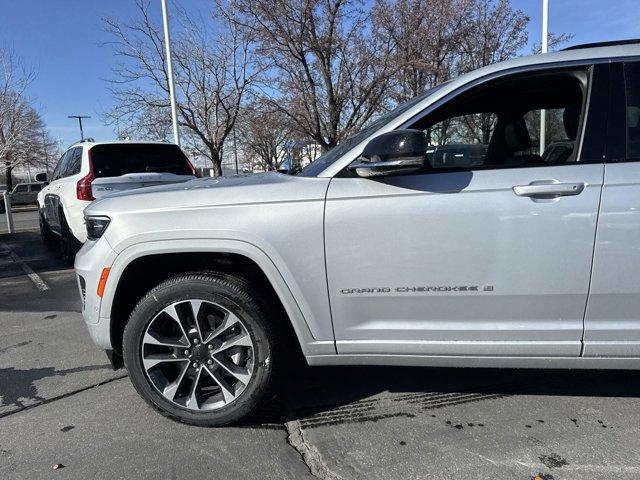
[513,181,585,198]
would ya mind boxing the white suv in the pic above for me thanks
[38,140,197,261]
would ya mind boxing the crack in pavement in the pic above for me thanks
[0,374,128,420]
[285,418,343,480]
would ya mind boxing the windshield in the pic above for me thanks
[299,83,447,177]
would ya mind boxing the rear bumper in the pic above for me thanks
[74,237,117,349]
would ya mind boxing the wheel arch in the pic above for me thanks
[104,240,331,359]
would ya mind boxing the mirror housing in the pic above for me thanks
[349,129,427,178]
[35,172,48,183]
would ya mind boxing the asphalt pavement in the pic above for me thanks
[0,208,39,234]
[1,231,640,479]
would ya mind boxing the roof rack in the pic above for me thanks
[563,39,640,51]
[72,138,95,144]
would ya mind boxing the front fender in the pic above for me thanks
[100,238,336,356]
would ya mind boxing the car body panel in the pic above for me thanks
[584,162,640,357]
[325,163,604,357]
[91,172,194,199]
[83,173,335,343]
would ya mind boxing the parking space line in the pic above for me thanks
[1,242,50,291]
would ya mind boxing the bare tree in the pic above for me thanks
[531,32,574,54]
[238,99,292,172]
[457,0,529,73]
[229,0,395,152]
[104,0,259,176]
[372,0,473,103]
[0,47,49,190]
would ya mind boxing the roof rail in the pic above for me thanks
[563,39,640,51]
[72,138,95,144]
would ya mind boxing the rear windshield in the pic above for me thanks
[89,144,192,178]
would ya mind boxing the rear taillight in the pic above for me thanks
[77,150,95,201]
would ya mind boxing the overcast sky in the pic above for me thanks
[1,0,639,148]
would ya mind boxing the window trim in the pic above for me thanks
[612,60,640,163]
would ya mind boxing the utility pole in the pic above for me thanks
[233,129,239,174]
[161,0,181,146]
[41,130,50,177]
[539,0,549,155]
[68,115,90,140]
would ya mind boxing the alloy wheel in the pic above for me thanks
[141,299,255,411]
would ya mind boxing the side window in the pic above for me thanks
[52,153,65,180]
[413,68,588,170]
[66,147,82,176]
[54,150,72,180]
[14,185,28,193]
[30,184,42,192]
[625,62,640,160]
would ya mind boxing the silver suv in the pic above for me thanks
[76,41,640,426]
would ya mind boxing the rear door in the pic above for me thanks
[89,143,195,199]
[584,61,640,357]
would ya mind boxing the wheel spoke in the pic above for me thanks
[162,361,190,401]
[188,299,205,342]
[203,312,241,344]
[203,365,236,404]
[212,356,252,385]
[161,304,190,345]
[143,331,188,349]
[212,330,253,354]
[186,367,202,410]
[143,354,189,370]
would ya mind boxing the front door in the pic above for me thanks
[325,65,607,357]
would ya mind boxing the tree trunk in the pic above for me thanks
[209,148,222,177]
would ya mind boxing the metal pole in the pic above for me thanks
[161,0,181,147]
[42,130,50,177]
[68,115,90,140]
[3,191,14,234]
[233,129,239,174]
[539,0,549,155]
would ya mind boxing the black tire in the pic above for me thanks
[59,214,80,265]
[39,212,57,247]
[123,273,276,427]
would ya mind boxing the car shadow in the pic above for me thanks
[243,364,640,428]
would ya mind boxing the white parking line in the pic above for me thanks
[0,242,49,291]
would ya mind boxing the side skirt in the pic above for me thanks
[305,354,640,370]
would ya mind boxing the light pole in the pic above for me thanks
[161,0,180,147]
[539,0,549,155]
[68,115,90,140]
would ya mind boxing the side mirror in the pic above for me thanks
[35,172,48,183]
[349,129,426,178]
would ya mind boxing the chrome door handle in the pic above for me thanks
[513,181,585,197]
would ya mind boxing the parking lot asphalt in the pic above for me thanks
[1,231,640,479]
[0,209,39,234]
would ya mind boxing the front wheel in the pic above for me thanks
[122,273,276,426]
